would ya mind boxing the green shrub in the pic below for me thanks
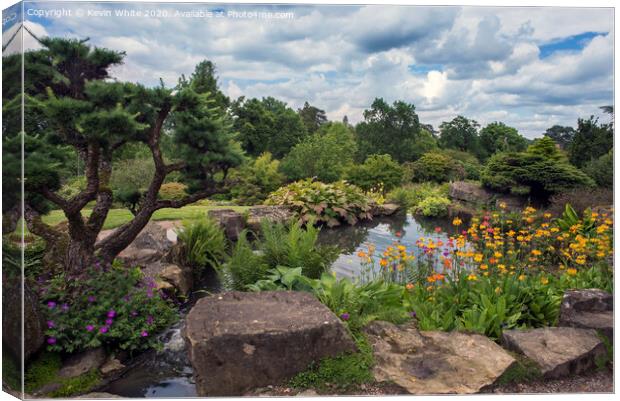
[582,150,613,188]
[481,138,595,200]
[411,152,459,183]
[345,154,404,193]
[217,230,270,291]
[219,222,338,290]
[177,217,228,272]
[414,195,451,217]
[260,221,339,279]
[280,122,356,183]
[227,152,285,205]
[249,268,410,331]
[289,333,374,392]
[40,263,177,354]
[158,182,188,200]
[266,179,371,227]
[386,183,449,210]
[58,176,87,199]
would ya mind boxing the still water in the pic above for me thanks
[103,212,467,397]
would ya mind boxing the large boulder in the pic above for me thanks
[501,327,606,379]
[559,289,613,343]
[183,291,356,396]
[208,209,247,241]
[370,203,400,217]
[106,221,179,267]
[2,278,46,361]
[246,206,294,233]
[363,321,515,394]
[449,181,524,210]
[59,347,106,378]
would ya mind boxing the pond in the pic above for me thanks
[319,211,470,281]
[103,211,470,397]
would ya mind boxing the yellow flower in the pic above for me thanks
[531,249,542,256]
[495,286,502,294]
[494,252,503,258]
[566,268,577,276]
[357,251,367,258]
[467,274,478,281]
[518,274,526,281]
[452,217,463,226]
[379,258,388,267]
[540,276,549,285]
[499,202,507,209]
[406,283,414,290]
[480,264,488,270]
[397,245,407,252]
[543,213,552,219]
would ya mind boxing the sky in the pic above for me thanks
[2,1,615,138]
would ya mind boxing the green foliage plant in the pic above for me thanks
[266,179,372,227]
[177,217,228,271]
[227,152,285,205]
[345,154,404,193]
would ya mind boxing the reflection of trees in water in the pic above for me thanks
[318,213,408,254]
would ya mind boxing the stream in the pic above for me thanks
[102,212,467,397]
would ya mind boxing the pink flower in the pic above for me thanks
[86,325,94,332]
[105,318,114,325]
[141,331,149,337]
[434,227,442,233]
[47,337,56,345]
[47,301,56,309]
[47,320,55,329]
[100,326,109,334]
[87,296,96,303]
[107,310,116,318]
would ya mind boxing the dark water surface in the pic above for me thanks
[103,212,466,397]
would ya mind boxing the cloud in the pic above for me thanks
[18,2,614,138]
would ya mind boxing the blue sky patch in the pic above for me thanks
[538,31,607,58]
[409,64,444,74]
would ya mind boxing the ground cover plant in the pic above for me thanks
[266,179,372,226]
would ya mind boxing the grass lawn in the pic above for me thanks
[40,204,250,231]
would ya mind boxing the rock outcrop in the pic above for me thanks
[449,181,524,211]
[2,278,46,361]
[59,347,107,378]
[183,291,356,396]
[363,321,516,394]
[559,288,613,343]
[501,327,606,379]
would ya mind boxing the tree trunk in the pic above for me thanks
[65,239,95,276]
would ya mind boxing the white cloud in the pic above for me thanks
[19,2,614,138]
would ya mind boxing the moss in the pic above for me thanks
[24,352,101,397]
[24,352,62,393]
[289,332,374,392]
[494,353,542,386]
[49,370,101,398]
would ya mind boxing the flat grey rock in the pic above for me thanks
[364,321,516,394]
[501,327,606,379]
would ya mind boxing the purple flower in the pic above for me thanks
[61,303,70,312]
[107,310,116,318]
[340,313,350,321]
[86,325,94,332]
[141,330,149,337]
[47,337,56,345]
[122,295,131,302]
[409,311,417,318]
[47,301,56,309]
[146,315,154,325]
[47,320,55,329]
[87,295,96,303]
[131,310,138,317]
[99,326,109,334]
[146,290,154,298]
[105,318,114,326]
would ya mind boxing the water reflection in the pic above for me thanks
[319,212,469,280]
